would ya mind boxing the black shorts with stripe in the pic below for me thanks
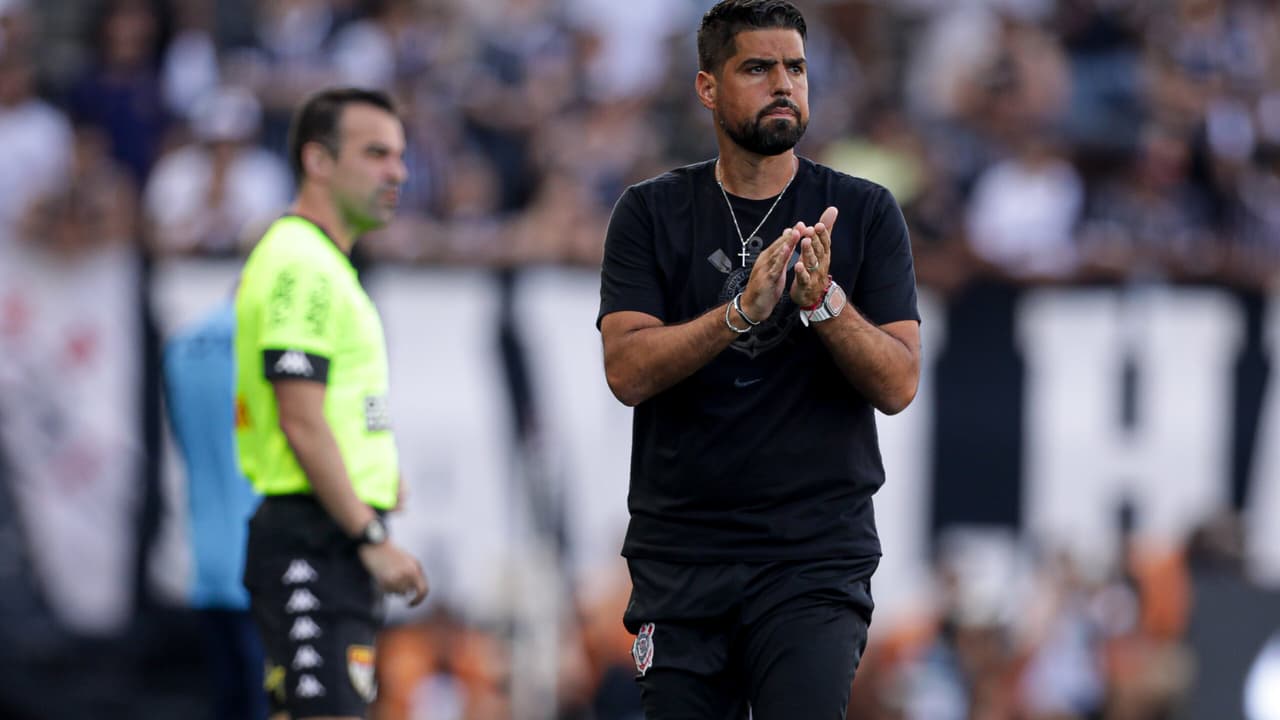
[243,495,383,717]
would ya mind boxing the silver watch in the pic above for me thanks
[800,281,847,327]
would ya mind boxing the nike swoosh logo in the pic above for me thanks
[734,377,763,388]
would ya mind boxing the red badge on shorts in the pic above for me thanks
[632,622,655,676]
[347,645,377,703]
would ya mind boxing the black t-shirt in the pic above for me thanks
[597,157,920,563]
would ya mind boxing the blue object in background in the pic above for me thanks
[164,299,267,720]
[164,301,260,610]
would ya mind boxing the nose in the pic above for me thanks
[389,157,408,185]
[770,65,793,95]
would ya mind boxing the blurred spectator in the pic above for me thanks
[223,0,343,152]
[1077,123,1217,280]
[1056,0,1147,153]
[143,85,290,257]
[566,0,693,103]
[965,129,1084,280]
[1222,144,1280,288]
[0,46,72,249]
[457,0,575,211]
[1145,0,1271,130]
[161,0,220,120]
[67,0,172,186]
[0,0,34,55]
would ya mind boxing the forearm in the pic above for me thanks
[604,303,743,406]
[813,309,919,415]
[281,416,377,537]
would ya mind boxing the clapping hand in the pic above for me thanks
[790,206,838,308]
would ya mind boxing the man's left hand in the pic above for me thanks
[790,206,838,308]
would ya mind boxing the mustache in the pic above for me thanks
[758,100,800,120]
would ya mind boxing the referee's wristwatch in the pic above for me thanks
[356,516,388,546]
[800,279,847,327]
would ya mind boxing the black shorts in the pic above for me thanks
[243,496,384,718]
[623,556,875,720]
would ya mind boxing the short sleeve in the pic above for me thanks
[597,187,665,328]
[256,261,344,381]
[853,188,921,326]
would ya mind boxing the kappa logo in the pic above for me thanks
[274,350,313,377]
[292,645,323,670]
[282,559,318,584]
[632,622,656,676]
[295,674,326,699]
[289,616,322,641]
[285,588,321,614]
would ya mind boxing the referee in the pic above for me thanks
[234,87,428,720]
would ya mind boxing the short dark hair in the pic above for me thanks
[697,0,807,74]
[287,87,398,181]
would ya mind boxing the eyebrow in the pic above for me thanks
[362,141,405,157]
[739,57,807,69]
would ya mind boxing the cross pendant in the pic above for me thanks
[739,246,752,266]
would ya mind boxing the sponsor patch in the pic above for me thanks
[305,276,331,337]
[234,395,250,429]
[264,661,286,703]
[348,644,377,703]
[268,269,297,327]
[364,395,391,432]
[632,622,655,676]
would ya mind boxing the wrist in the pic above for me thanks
[801,276,833,312]
[800,279,846,327]
[352,515,388,546]
[725,293,759,334]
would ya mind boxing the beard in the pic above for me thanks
[722,102,807,156]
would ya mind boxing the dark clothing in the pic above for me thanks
[198,609,268,720]
[243,496,383,718]
[625,557,874,720]
[597,157,920,563]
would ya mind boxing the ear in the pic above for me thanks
[695,70,717,112]
[301,141,334,180]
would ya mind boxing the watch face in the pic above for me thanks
[366,518,388,544]
[827,284,847,315]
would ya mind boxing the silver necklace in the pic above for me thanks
[716,159,796,267]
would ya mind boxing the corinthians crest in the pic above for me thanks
[632,622,656,676]
[708,248,800,358]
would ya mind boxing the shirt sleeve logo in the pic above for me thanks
[268,269,297,328]
[364,395,391,432]
[305,275,331,337]
[275,350,313,377]
[263,349,330,382]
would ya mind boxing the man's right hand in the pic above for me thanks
[358,542,429,606]
[740,223,805,322]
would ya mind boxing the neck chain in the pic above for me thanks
[715,159,796,267]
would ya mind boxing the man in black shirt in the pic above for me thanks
[596,1,922,716]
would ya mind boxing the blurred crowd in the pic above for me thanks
[2,0,1280,718]
[1,0,1279,285]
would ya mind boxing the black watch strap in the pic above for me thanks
[355,516,388,546]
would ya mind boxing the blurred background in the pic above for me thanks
[0,0,1278,717]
